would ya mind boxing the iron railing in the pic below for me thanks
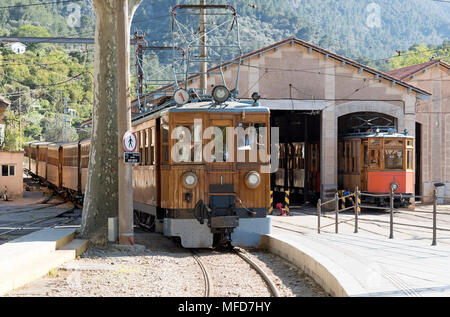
[316,186,450,246]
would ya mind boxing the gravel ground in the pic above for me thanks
[7,231,328,297]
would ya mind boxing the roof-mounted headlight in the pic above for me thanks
[212,85,230,104]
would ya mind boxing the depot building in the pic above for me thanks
[135,37,450,205]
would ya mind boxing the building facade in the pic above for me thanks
[144,37,431,202]
[6,42,26,54]
[0,151,24,199]
[388,60,450,201]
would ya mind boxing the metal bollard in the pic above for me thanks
[335,192,339,234]
[389,188,394,239]
[354,187,359,233]
[432,188,437,246]
[317,199,321,234]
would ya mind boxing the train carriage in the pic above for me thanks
[47,143,62,191]
[274,142,320,195]
[61,142,80,195]
[29,143,38,176]
[79,139,91,195]
[23,142,32,173]
[28,142,51,180]
[37,143,50,181]
[132,97,272,248]
[338,130,415,205]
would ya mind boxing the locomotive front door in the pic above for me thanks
[205,118,236,196]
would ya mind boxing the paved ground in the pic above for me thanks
[0,189,81,245]
[270,203,450,296]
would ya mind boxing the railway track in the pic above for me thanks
[0,201,67,216]
[190,250,211,297]
[0,205,77,239]
[190,248,280,297]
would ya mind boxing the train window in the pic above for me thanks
[149,127,155,165]
[370,149,380,168]
[162,126,169,143]
[364,144,368,165]
[384,149,403,169]
[173,125,194,162]
[215,126,228,162]
[345,143,350,172]
[407,149,413,170]
[237,123,267,162]
[162,125,170,164]
[139,130,146,166]
[162,145,169,163]
[145,129,150,165]
[2,165,8,176]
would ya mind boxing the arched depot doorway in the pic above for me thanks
[337,111,399,192]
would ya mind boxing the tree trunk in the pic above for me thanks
[80,0,142,243]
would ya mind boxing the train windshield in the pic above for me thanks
[384,149,403,169]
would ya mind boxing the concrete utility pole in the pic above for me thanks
[199,0,207,94]
[63,98,67,143]
[117,0,134,245]
[81,0,141,244]
[18,98,22,150]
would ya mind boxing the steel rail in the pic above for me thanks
[0,201,66,215]
[189,250,211,297]
[232,247,280,297]
[0,206,75,237]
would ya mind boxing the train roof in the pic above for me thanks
[168,101,269,113]
[30,141,52,147]
[132,99,269,124]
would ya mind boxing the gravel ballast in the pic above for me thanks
[7,232,328,297]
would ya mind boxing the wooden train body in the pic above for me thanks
[24,100,272,248]
[338,131,415,203]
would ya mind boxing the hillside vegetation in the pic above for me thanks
[0,0,449,149]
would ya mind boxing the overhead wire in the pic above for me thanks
[0,0,83,10]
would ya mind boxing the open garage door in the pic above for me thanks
[270,110,321,207]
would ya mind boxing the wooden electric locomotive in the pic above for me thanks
[338,128,415,205]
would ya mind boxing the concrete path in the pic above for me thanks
[0,228,88,295]
[264,209,450,297]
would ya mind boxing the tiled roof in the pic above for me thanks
[145,37,431,97]
[386,60,450,80]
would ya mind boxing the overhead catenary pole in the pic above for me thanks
[117,0,134,245]
[63,97,67,143]
[199,0,207,94]
[18,97,22,150]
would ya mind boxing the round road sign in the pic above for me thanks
[123,131,137,152]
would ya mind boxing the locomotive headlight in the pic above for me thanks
[183,172,198,188]
[212,85,230,104]
[390,182,399,192]
[245,171,261,189]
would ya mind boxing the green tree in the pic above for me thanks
[388,41,450,70]
[42,114,78,142]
